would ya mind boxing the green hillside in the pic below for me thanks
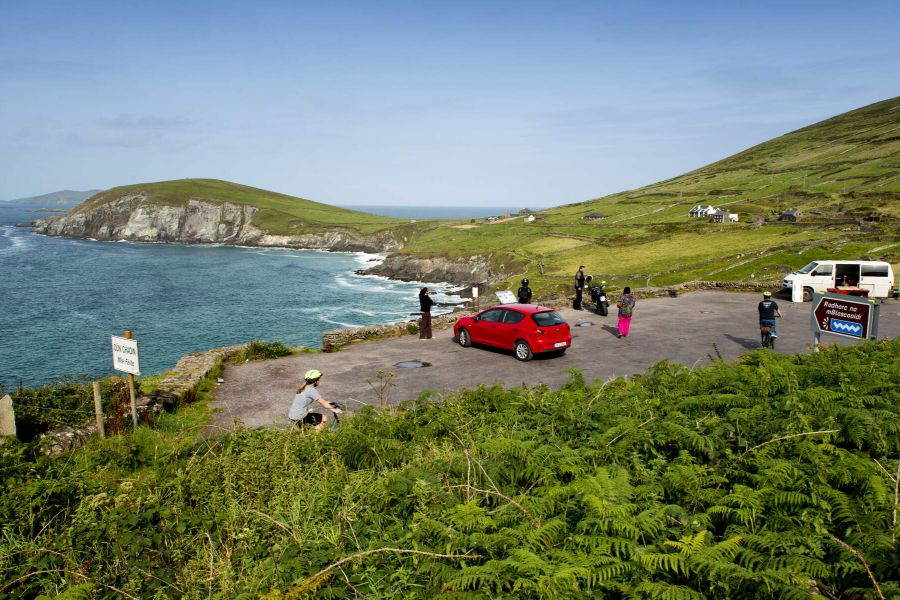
[402,97,900,291]
[75,178,405,234]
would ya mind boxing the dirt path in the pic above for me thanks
[207,291,900,435]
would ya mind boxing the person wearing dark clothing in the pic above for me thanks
[757,290,782,339]
[517,278,533,304]
[574,266,586,309]
[419,287,434,339]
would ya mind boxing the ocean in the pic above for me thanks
[0,205,471,389]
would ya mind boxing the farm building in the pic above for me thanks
[779,209,802,222]
[709,210,739,223]
[524,214,536,223]
[583,213,607,222]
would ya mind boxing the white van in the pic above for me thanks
[782,260,895,301]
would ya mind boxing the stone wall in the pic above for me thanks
[323,312,471,352]
[39,344,246,455]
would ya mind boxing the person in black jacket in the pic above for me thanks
[419,287,434,339]
[574,265,586,309]
[517,278,533,304]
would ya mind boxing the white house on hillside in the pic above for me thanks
[524,214,536,223]
[689,205,719,218]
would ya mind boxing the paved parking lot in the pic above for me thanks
[207,291,900,434]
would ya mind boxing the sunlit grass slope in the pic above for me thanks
[75,178,405,235]
[402,97,900,291]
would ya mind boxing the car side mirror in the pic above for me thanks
[473,316,479,322]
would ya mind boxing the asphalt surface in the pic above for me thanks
[207,291,900,435]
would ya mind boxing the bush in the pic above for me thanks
[1,340,898,598]
[231,340,293,364]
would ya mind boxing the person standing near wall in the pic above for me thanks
[419,287,434,339]
[616,286,636,338]
[574,265,586,310]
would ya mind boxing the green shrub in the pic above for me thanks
[1,340,898,598]
[231,340,293,364]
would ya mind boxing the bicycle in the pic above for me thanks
[760,323,774,349]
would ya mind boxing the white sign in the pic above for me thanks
[472,286,479,298]
[111,336,141,375]
[495,290,517,304]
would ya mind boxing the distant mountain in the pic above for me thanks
[2,190,102,209]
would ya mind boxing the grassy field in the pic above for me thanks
[398,96,900,292]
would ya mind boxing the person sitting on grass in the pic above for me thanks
[288,369,342,430]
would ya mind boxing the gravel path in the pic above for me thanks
[207,291,900,435]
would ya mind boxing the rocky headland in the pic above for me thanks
[33,194,402,253]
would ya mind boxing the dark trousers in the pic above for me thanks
[419,311,432,339]
[574,288,583,309]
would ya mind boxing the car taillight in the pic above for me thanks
[534,328,544,335]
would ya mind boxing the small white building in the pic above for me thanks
[709,210,739,223]
[689,205,719,218]
[524,214,536,223]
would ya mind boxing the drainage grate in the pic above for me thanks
[394,360,432,368]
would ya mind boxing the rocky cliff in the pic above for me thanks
[33,194,401,252]
[361,253,505,286]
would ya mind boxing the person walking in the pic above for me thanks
[574,265,586,310]
[419,287,434,339]
[517,278,533,303]
[616,286,636,338]
[288,369,342,431]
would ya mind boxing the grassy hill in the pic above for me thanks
[400,97,900,291]
[74,178,406,235]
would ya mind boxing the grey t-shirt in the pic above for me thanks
[288,386,321,421]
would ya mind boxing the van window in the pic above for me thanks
[812,264,833,276]
[861,265,889,277]
[798,262,819,274]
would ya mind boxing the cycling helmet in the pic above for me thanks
[762,291,772,297]
[304,369,322,382]
[522,278,529,285]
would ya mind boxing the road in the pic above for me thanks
[207,291,900,435]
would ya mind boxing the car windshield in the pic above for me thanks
[797,261,819,274]
[532,311,565,326]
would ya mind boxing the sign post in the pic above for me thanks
[810,293,880,351]
[111,330,140,427]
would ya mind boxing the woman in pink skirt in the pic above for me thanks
[616,286,636,338]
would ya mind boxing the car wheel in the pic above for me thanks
[803,287,813,302]
[514,340,533,361]
[458,328,472,347]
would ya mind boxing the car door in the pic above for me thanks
[497,308,526,349]
[470,308,504,346]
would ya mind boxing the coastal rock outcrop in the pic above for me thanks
[362,253,506,286]
[33,194,401,252]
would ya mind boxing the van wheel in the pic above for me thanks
[803,287,813,302]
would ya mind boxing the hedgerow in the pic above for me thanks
[1,340,898,598]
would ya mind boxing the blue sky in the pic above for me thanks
[1,1,898,206]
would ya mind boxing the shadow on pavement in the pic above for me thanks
[601,324,619,338]
[724,333,761,350]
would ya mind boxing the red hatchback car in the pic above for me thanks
[453,304,572,361]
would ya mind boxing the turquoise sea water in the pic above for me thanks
[0,206,462,388]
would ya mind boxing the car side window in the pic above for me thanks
[479,309,504,322]
[503,310,525,324]
[812,265,833,276]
